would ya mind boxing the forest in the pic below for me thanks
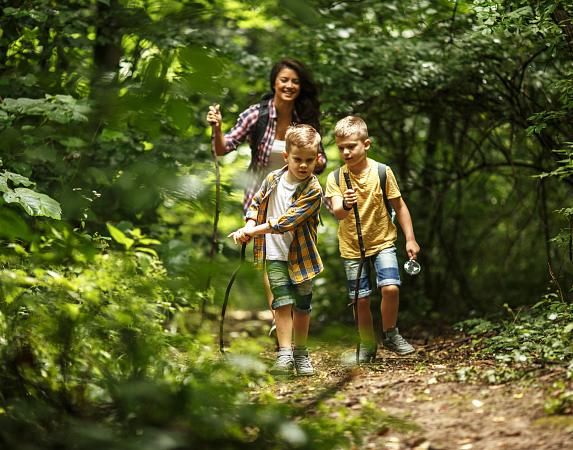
[0,0,572,448]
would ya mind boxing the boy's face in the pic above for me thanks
[283,144,318,181]
[335,134,370,170]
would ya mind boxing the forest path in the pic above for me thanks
[224,311,573,450]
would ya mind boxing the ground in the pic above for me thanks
[224,310,573,450]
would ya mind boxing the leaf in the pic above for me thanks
[3,188,62,219]
[0,171,34,192]
[0,209,32,240]
[106,223,134,249]
[278,0,320,25]
[135,247,158,258]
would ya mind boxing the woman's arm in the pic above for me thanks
[206,104,227,156]
[206,104,259,156]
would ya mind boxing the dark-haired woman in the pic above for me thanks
[207,57,326,211]
[207,58,326,335]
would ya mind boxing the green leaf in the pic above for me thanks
[0,209,32,240]
[106,223,134,249]
[0,171,34,192]
[278,0,320,25]
[3,188,62,219]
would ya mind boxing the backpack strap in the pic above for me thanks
[377,163,393,217]
[249,94,272,164]
[333,166,341,186]
[334,163,394,219]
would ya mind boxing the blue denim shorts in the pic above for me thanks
[266,260,313,314]
[342,247,401,299]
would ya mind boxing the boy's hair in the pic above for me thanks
[285,124,321,153]
[334,116,369,140]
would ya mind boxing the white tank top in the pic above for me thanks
[267,139,286,172]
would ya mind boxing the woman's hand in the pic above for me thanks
[206,104,222,127]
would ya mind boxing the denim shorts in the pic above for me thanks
[342,247,401,299]
[266,260,313,314]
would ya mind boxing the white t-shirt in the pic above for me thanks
[265,172,301,260]
[267,139,286,172]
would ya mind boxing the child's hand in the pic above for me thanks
[406,239,420,260]
[206,104,221,127]
[228,227,252,245]
[343,188,357,209]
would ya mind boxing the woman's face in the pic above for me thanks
[273,67,301,103]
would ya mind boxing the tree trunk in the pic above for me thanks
[553,8,573,58]
[92,0,122,94]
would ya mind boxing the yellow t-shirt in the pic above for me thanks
[324,158,400,259]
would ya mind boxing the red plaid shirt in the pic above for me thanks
[221,98,326,212]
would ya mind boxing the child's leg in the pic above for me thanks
[343,258,375,345]
[292,279,313,348]
[266,261,296,375]
[357,296,376,345]
[263,271,275,316]
[373,248,414,355]
[292,280,314,375]
[372,247,401,331]
[292,310,309,347]
[380,285,399,331]
[266,261,295,349]
[275,304,294,348]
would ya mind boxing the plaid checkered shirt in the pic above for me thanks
[220,97,327,212]
[245,167,323,284]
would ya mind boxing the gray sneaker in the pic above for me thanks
[270,348,294,375]
[341,343,377,366]
[382,328,415,355]
[293,347,315,376]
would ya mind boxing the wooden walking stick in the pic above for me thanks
[343,172,367,364]
[219,242,246,355]
[203,104,223,324]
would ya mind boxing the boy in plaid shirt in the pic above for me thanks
[229,124,323,376]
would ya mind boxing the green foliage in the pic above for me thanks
[544,380,573,415]
[457,296,573,366]
[455,296,573,410]
[0,230,352,448]
[2,0,573,444]
[0,170,62,220]
[539,143,573,180]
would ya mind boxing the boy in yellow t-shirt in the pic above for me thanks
[324,116,421,362]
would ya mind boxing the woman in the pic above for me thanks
[206,57,326,211]
[206,57,326,335]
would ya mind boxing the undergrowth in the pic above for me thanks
[455,294,573,415]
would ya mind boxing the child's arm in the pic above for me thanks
[268,186,322,232]
[232,191,320,242]
[329,188,357,220]
[390,197,420,260]
[228,219,257,244]
[229,174,271,244]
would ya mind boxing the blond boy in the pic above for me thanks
[229,124,323,375]
[325,116,420,362]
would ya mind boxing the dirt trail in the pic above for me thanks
[223,311,573,449]
[271,338,573,449]
[262,343,573,450]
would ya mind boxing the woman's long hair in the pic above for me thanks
[269,58,321,132]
